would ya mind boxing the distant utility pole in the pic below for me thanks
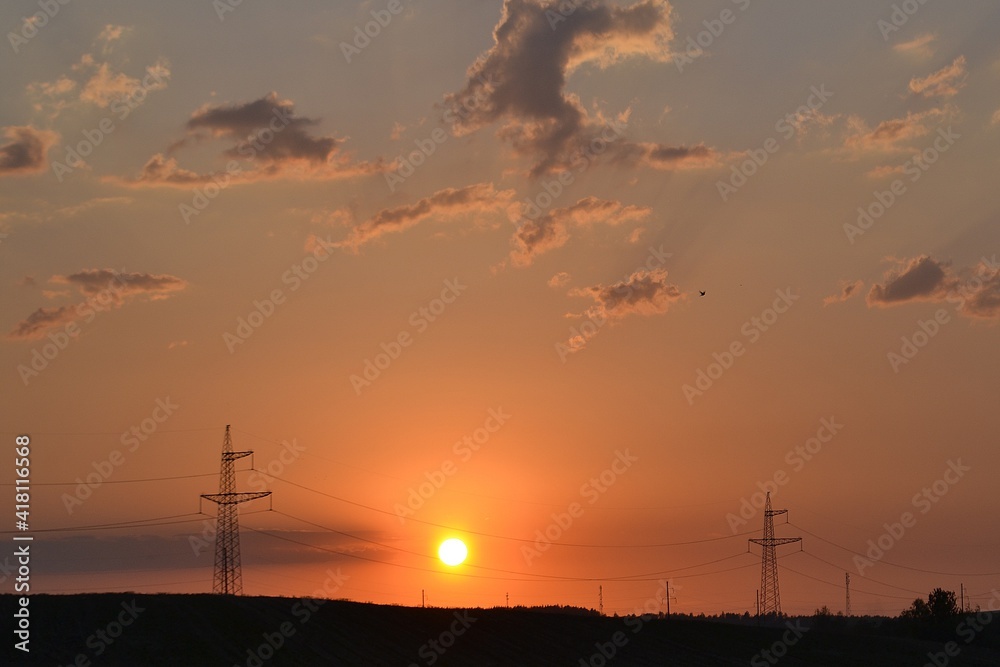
[665,580,677,618]
[845,572,851,617]
[201,425,270,595]
[422,589,426,608]
[748,492,801,616]
[599,585,604,616]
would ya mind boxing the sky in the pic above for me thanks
[1,0,999,618]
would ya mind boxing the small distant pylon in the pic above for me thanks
[201,425,270,595]
[748,492,801,616]
[845,572,851,617]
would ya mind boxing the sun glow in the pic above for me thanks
[438,538,468,566]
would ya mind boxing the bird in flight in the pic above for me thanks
[699,290,706,297]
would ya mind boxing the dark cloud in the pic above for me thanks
[8,269,188,340]
[118,93,381,186]
[860,255,1000,320]
[444,0,716,176]
[823,279,864,306]
[0,126,57,176]
[866,256,954,306]
[187,93,339,164]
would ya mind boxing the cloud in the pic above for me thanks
[0,126,58,176]
[443,0,716,176]
[77,58,170,107]
[117,93,383,187]
[8,306,78,340]
[27,38,169,119]
[908,56,967,99]
[823,279,864,305]
[508,196,649,266]
[991,109,1000,126]
[548,271,571,288]
[96,24,130,52]
[957,257,1000,320]
[53,196,133,218]
[564,267,683,351]
[843,108,947,154]
[866,256,954,307]
[863,255,1000,320]
[336,182,515,251]
[893,33,936,58]
[8,269,188,340]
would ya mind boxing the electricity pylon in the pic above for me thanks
[201,425,270,595]
[748,492,801,616]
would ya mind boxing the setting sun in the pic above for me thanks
[438,538,468,567]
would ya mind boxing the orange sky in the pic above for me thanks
[2,0,999,617]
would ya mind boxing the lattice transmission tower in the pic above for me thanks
[201,425,270,595]
[748,492,801,616]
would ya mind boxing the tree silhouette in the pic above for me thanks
[901,588,959,621]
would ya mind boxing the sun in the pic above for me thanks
[438,538,468,566]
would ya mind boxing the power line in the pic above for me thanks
[261,469,758,548]
[234,426,735,512]
[266,508,758,583]
[0,472,219,487]
[790,522,1000,577]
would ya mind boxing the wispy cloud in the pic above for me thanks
[336,182,515,252]
[508,197,649,267]
[8,269,188,340]
[908,56,967,99]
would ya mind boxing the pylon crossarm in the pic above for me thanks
[201,491,271,505]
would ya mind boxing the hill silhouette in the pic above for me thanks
[4,594,999,666]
